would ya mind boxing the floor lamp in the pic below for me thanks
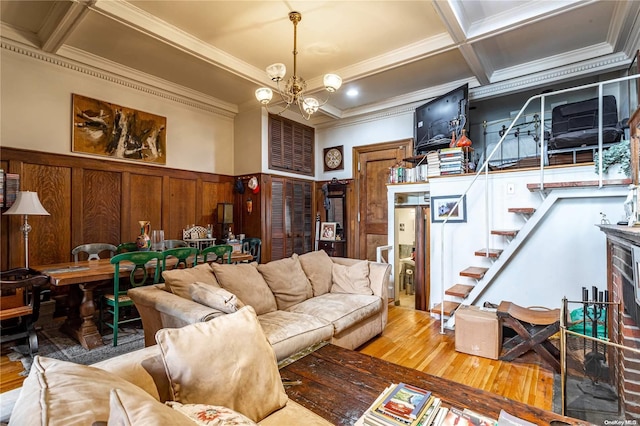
[3,191,50,269]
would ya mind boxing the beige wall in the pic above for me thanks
[233,107,263,176]
[0,46,235,175]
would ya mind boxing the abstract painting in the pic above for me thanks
[72,94,166,164]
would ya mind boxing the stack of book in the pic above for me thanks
[426,151,441,178]
[438,147,463,175]
[361,382,442,426]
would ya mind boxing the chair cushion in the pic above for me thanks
[298,250,334,296]
[108,387,193,425]
[286,293,382,335]
[257,310,333,361]
[155,306,288,422]
[330,260,372,295]
[189,282,245,314]
[162,263,219,300]
[257,254,313,310]
[10,355,153,426]
[210,263,277,315]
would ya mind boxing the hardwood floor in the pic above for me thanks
[0,304,556,413]
[359,304,555,411]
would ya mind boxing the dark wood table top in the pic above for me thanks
[279,343,590,426]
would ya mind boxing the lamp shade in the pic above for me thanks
[255,87,273,104]
[323,74,342,92]
[3,191,50,216]
[266,63,286,82]
[217,203,233,224]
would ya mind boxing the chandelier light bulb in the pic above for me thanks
[255,88,273,104]
[303,97,319,114]
[324,74,342,92]
[266,63,286,82]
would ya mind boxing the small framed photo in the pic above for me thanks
[430,195,467,223]
[320,222,337,241]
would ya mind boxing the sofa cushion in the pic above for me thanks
[10,355,153,426]
[330,260,373,295]
[168,401,257,425]
[189,282,244,314]
[298,250,334,296]
[108,387,193,425]
[162,263,219,300]
[211,263,277,315]
[257,310,334,361]
[286,293,382,335]
[257,254,313,310]
[259,400,334,426]
[155,306,288,422]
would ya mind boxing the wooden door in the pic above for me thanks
[270,176,313,261]
[354,140,412,260]
[414,206,430,311]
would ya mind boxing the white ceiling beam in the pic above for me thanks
[608,0,640,59]
[39,0,95,53]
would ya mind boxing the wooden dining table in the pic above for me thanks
[32,251,255,349]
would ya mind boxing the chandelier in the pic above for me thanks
[255,11,342,120]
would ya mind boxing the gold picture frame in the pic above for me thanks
[72,94,166,164]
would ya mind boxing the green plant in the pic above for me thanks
[594,140,630,176]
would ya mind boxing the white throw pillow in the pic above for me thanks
[189,282,244,313]
[330,260,373,295]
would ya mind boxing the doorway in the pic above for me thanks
[395,207,415,309]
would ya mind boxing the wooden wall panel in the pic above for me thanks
[202,181,234,237]
[22,163,72,267]
[1,160,8,271]
[81,169,121,248]
[168,178,197,240]
[128,174,163,241]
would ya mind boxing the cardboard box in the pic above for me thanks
[455,305,502,360]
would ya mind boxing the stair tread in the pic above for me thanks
[508,207,535,214]
[431,301,460,316]
[445,284,474,298]
[475,248,503,258]
[527,179,631,191]
[460,266,488,279]
[491,229,519,236]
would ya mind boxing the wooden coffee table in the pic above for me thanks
[279,343,588,426]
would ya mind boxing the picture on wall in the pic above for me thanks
[430,195,467,223]
[320,222,337,241]
[72,94,167,164]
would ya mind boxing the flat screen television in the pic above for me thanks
[414,83,469,155]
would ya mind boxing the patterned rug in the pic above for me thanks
[9,318,144,376]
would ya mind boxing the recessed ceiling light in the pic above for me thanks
[347,89,359,97]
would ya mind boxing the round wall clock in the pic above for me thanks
[324,146,344,171]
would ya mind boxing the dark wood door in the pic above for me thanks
[414,206,430,311]
[355,140,412,260]
[270,176,313,261]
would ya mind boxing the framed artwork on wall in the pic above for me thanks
[430,195,467,223]
[72,94,167,165]
[320,222,337,241]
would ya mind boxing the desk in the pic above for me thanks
[279,344,587,426]
[32,258,166,350]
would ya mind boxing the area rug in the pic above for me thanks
[9,319,144,376]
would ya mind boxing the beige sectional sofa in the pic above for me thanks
[129,250,391,361]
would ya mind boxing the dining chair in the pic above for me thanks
[241,238,262,263]
[100,251,163,346]
[161,247,199,273]
[200,244,232,264]
[164,239,189,249]
[116,242,138,254]
[71,243,117,261]
[0,268,49,355]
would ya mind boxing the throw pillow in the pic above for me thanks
[210,263,277,315]
[189,282,245,314]
[257,254,313,310]
[330,260,373,295]
[155,306,288,422]
[10,356,154,426]
[298,250,334,296]
[108,388,193,426]
[167,402,257,425]
[163,263,219,299]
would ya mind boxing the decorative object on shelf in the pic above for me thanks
[594,140,630,177]
[136,221,151,251]
[456,128,472,147]
[3,191,50,268]
[255,11,342,120]
[323,146,344,171]
[320,222,337,241]
[430,195,467,223]
[72,94,166,164]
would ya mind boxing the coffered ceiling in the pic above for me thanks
[1,1,638,123]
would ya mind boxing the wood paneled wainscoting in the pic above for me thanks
[0,147,235,270]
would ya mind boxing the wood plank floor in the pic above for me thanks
[0,304,555,412]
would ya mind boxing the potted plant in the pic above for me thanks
[594,140,630,177]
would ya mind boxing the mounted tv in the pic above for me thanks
[414,83,469,155]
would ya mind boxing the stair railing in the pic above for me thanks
[439,74,639,334]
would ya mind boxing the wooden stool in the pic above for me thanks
[497,301,561,373]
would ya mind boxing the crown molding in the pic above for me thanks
[1,38,237,119]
